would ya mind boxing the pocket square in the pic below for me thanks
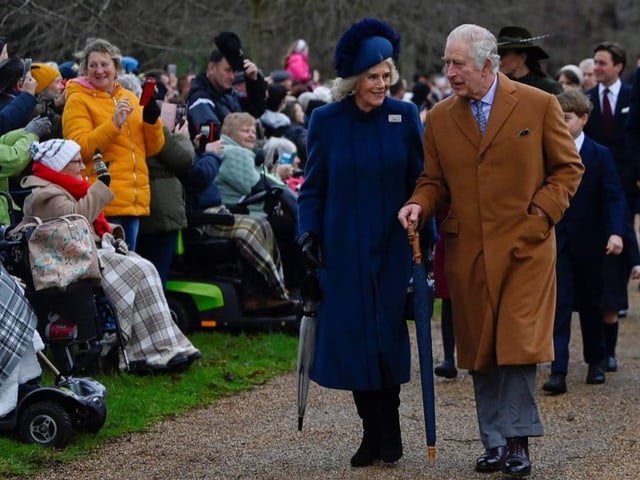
[517,128,531,136]
[622,106,630,114]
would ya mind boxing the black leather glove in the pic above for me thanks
[142,100,161,124]
[298,232,324,268]
[24,117,52,139]
[300,268,322,305]
[94,159,111,186]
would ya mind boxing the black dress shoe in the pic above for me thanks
[502,437,531,477]
[542,373,567,395]
[475,445,506,472]
[434,360,458,379]
[586,360,606,384]
[606,356,617,372]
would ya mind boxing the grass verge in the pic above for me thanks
[0,330,299,478]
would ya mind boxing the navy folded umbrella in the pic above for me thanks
[407,223,437,465]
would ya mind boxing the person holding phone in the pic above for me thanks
[185,30,267,142]
[62,38,164,251]
[0,58,38,135]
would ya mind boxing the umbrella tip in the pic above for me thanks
[427,446,436,466]
[298,417,303,431]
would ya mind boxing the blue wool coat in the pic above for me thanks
[298,96,423,391]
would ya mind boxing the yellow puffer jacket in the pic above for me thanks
[62,78,165,217]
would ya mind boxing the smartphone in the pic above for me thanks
[167,64,177,75]
[22,57,32,82]
[175,103,186,127]
[279,151,296,165]
[139,77,157,106]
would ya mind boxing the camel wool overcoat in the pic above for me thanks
[407,73,584,371]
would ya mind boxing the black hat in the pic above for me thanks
[497,26,551,60]
[214,31,245,71]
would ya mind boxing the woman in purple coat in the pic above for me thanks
[297,18,423,467]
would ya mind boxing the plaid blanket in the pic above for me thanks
[98,250,199,368]
[0,263,37,389]
[202,215,287,298]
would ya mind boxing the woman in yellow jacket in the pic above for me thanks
[62,38,165,250]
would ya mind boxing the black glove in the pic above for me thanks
[94,159,111,186]
[142,100,161,124]
[24,117,52,139]
[298,232,323,268]
[300,268,322,305]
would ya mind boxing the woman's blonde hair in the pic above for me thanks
[220,112,256,137]
[330,57,399,101]
[76,38,123,75]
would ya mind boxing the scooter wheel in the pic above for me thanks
[18,400,73,448]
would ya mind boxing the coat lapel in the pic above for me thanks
[449,95,481,147]
[480,73,518,155]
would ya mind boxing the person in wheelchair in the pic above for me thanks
[0,262,44,417]
[20,139,201,373]
[181,134,292,311]
[216,113,301,293]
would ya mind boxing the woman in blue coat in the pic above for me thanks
[297,18,423,467]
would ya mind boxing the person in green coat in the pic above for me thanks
[0,118,51,225]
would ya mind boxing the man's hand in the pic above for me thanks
[243,59,258,81]
[397,203,423,229]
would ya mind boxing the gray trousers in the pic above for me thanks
[471,364,544,449]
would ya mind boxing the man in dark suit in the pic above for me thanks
[584,41,637,374]
[543,89,627,395]
[398,24,584,478]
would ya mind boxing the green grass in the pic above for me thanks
[0,330,299,478]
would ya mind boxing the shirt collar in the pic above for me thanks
[600,78,621,96]
[574,131,585,151]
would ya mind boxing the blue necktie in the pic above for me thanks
[472,100,486,136]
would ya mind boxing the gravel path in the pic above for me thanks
[28,288,640,480]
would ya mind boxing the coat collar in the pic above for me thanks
[447,72,518,154]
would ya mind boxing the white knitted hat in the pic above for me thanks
[30,139,81,172]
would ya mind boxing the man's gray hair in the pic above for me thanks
[446,24,500,73]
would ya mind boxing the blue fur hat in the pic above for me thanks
[334,18,401,78]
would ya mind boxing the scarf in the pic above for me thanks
[32,162,112,237]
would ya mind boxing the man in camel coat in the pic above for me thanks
[398,24,584,478]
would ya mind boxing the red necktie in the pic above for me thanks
[603,87,613,137]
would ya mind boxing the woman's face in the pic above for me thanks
[45,76,64,97]
[61,152,85,179]
[354,62,392,112]
[231,122,257,149]
[293,102,305,124]
[86,52,117,92]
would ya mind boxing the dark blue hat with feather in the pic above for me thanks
[334,18,401,78]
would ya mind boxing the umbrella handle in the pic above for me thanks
[407,222,422,264]
[427,446,436,466]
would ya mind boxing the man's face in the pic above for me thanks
[444,39,491,100]
[581,63,597,89]
[207,57,235,90]
[594,50,622,86]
